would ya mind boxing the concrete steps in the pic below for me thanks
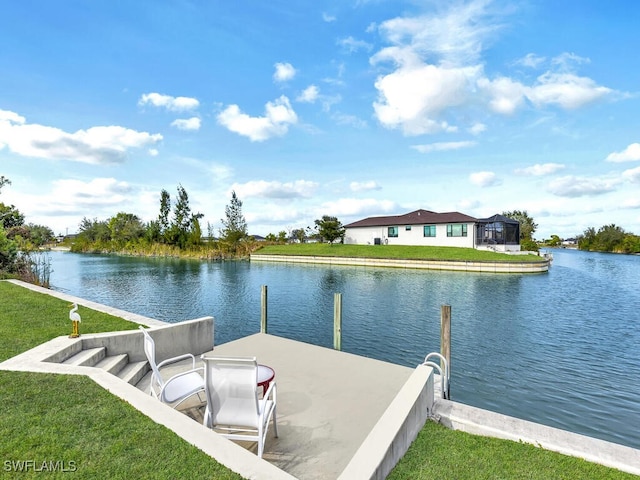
[60,346,149,386]
[63,346,106,366]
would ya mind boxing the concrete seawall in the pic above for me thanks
[251,254,550,273]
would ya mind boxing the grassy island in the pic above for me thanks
[254,243,544,262]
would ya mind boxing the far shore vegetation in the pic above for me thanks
[1,281,637,480]
[1,176,638,289]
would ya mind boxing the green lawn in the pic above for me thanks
[1,280,635,479]
[0,281,242,479]
[0,281,140,362]
[254,243,545,262]
[389,420,637,480]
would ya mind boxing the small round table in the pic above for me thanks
[257,364,275,396]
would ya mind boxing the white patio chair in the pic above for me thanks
[139,326,205,409]
[201,355,278,458]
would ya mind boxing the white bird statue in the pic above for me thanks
[69,303,81,338]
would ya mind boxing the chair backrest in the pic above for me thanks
[139,327,163,387]
[202,356,259,429]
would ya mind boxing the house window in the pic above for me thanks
[447,224,468,237]
[405,226,412,231]
[388,226,399,238]
[423,225,436,237]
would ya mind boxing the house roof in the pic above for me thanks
[344,209,478,228]
[476,214,520,225]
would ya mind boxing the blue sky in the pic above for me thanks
[1,0,639,240]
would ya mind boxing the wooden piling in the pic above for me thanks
[334,293,342,350]
[441,304,451,399]
[261,285,268,333]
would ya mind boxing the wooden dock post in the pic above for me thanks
[441,304,451,399]
[334,293,342,350]
[261,285,268,333]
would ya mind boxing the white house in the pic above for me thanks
[343,210,521,252]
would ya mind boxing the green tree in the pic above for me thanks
[0,226,18,272]
[108,212,145,247]
[0,176,10,193]
[0,203,25,229]
[547,235,562,247]
[26,224,55,247]
[220,191,248,247]
[158,189,171,243]
[621,234,640,254]
[291,228,306,243]
[77,217,110,246]
[502,210,537,241]
[167,185,195,248]
[577,227,596,250]
[595,224,626,252]
[314,215,345,244]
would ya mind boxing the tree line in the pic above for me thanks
[576,224,640,254]
[0,176,55,284]
[73,186,252,257]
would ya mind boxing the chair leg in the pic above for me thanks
[272,405,278,438]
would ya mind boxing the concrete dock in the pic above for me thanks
[137,333,416,479]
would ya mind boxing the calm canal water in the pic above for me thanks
[46,248,640,449]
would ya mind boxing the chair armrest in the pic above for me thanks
[263,381,277,402]
[157,353,196,370]
[165,366,204,386]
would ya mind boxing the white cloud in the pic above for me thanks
[546,175,618,197]
[621,196,640,208]
[350,181,381,192]
[138,93,199,111]
[370,4,614,132]
[622,165,640,183]
[337,36,373,53]
[171,117,201,131]
[606,143,640,163]
[515,53,546,69]
[376,2,499,67]
[469,123,487,135]
[412,141,476,153]
[322,12,336,22]
[469,171,501,187]
[0,109,26,125]
[526,72,611,110]
[514,163,565,176]
[297,85,319,103]
[332,112,367,129]
[273,62,296,82]
[0,110,162,164]
[369,2,501,135]
[232,179,318,199]
[551,52,590,70]
[478,76,527,115]
[318,198,398,218]
[372,63,478,135]
[52,178,133,207]
[216,95,298,142]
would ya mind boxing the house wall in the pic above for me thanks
[344,223,475,248]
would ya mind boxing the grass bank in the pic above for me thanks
[390,420,636,479]
[0,281,241,479]
[254,243,544,262]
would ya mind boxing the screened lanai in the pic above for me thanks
[475,214,520,249]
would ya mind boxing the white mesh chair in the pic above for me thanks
[201,355,278,458]
[139,326,205,409]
